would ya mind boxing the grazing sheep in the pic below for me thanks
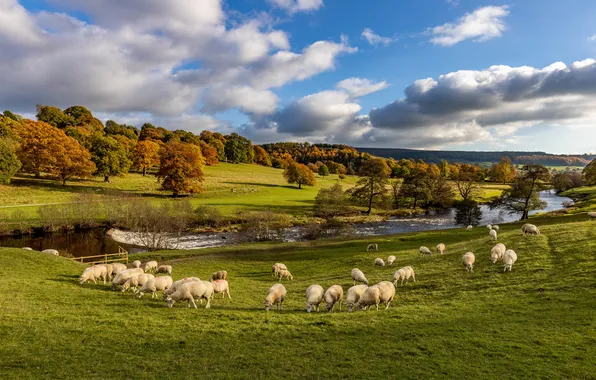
[387,255,396,266]
[111,268,144,290]
[490,243,506,264]
[143,260,158,273]
[122,273,154,292]
[345,285,368,312]
[487,224,492,230]
[588,212,596,219]
[136,276,173,298]
[503,250,518,272]
[351,268,369,286]
[79,265,108,285]
[210,270,228,281]
[162,277,200,299]
[112,263,128,276]
[324,285,344,312]
[156,265,172,275]
[131,260,141,269]
[97,264,114,279]
[42,249,59,256]
[211,279,231,299]
[166,280,212,309]
[374,258,385,267]
[489,229,498,241]
[419,246,432,256]
[277,269,294,280]
[466,225,473,231]
[22,247,34,251]
[357,281,395,311]
[271,263,287,277]
[462,252,475,272]
[522,223,540,237]
[492,225,499,231]
[436,243,446,255]
[366,243,378,252]
[392,266,416,286]
[305,285,325,312]
[264,284,286,311]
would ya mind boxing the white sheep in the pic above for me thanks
[305,285,325,312]
[162,277,201,299]
[42,249,59,256]
[211,279,231,299]
[436,243,446,255]
[357,281,395,311]
[22,247,34,251]
[345,285,368,312]
[387,255,396,266]
[166,280,212,309]
[324,285,343,312]
[97,264,114,279]
[492,225,499,231]
[392,266,416,286]
[462,252,475,272]
[588,212,596,219]
[143,260,158,273]
[264,284,286,311]
[522,223,540,237]
[271,263,287,277]
[131,260,141,269]
[489,229,498,241]
[466,225,473,231]
[112,263,127,276]
[366,243,378,252]
[79,265,108,285]
[503,250,518,272]
[210,270,228,281]
[111,268,145,290]
[486,224,492,230]
[374,258,385,267]
[419,246,432,256]
[277,269,294,280]
[122,273,155,292]
[351,268,369,286]
[136,276,173,298]
[490,243,506,264]
[156,265,172,275]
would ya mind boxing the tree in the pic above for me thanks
[428,173,455,208]
[491,157,516,184]
[0,139,21,184]
[399,169,430,210]
[36,105,74,129]
[283,161,316,189]
[438,159,450,178]
[53,136,96,185]
[157,142,205,196]
[318,164,330,176]
[455,200,483,227]
[133,140,161,176]
[350,158,390,214]
[254,145,271,167]
[583,159,596,186]
[389,178,403,209]
[552,173,574,193]
[224,133,253,163]
[90,134,132,182]
[455,172,483,202]
[314,183,353,218]
[199,141,219,166]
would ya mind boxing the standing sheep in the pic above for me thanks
[131,260,141,269]
[271,263,287,277]
[522,224,540,237]
[163,277,200,299]
[462,252,475,272]
[211,279,231,299]
[392,266,416,286]
[166,280,212,309]
[122,273,154,292]
[112,263,127,276]
[264,284,286,311]
[492,225,499,231]
[97,264,114,279]
[503,250,518,272]
[419,246,432,256]
[210,270,228,281]
[374,258,385,267]
[351,268,369,286]
[79,265,108,285]
[136,276,173,298]
[490,243,506,264]
[277,269,294,280]
[357,281,395,311]
[366,243,378,252]
[156,265,172,275]
[436,243,446,255]
[489,229,498,241]
[143,261,158,273]
[387,255,396,266]
[324,285,344,312]
[111,268,144,290]
[305,285,325,312]
[466,225,473,231]
[345,285,368,312]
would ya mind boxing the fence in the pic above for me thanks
[71,246,129,265]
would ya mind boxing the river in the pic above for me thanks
[0,191,572,257]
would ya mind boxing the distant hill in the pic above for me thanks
[357,147,595,167]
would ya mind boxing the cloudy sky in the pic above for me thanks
[2,0,596,153]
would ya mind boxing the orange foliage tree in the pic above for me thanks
[254,145,272,167]
[134,140,161,175]
[283,161,316,189]
[157,142,205,196]
[199,141,218,165]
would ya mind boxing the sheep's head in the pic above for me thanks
[346,303,354,312]
[264,300,273,311]
[490,254,498,264]
[78,277,85,285]
[325,302,334,312]
[166,297,175,307]
[306,303,313,313]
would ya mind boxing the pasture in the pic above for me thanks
[1,214,595,379]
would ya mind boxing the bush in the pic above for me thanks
[239,211,292,242]
[195,205,224,227]
[314,183,353,217]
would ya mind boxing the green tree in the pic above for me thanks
[283,161,316,189]
[455,172,483,202]
[318,164,330,176]
[349,158,390,214]
[438,159,450,178]
[224,133,253,163]
[36,105,74,129]
[583,159,596,186]
[455,200,483,227]
[157,142,205,196]
[314,183,352,217]
[90,134,132,182]
[0,139,21,184]
[552,173,574,193]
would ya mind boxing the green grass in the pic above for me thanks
[1,214,595,379]
[560,186,596,212]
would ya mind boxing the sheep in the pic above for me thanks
[392,266,416,286]
[277,269,294,280]
[490,243,506,264]
[345,285,368,312]
[487,224,493,230]
[588,212,596,219]
[210,270,228,281]
[22,247,34,251]
[466,225,473,231]
[387,255,396,266]
[489,229,498,241]
[162,277,201,299]
[351,268,369,286]
[366,243,378,252]
[503,250,518,272]
[143,260,158,273]
[122,273,155,292]
[522,223,540,237]
[97,264,114,279]
[131,260,141,269]
[271,263,287,277]
[156,265,172,275]
[324,285,344,312]
[112,263,127,276]
[264,284,286,311]
[374,258,385,267]
[462,252,475,272]
[136,276,173,298]
[357,281,395,311]
[111,268,144,290]
[492,225,500,231]
[436,243,446,255]
[42,249,59,256]
[305,284,325,312]
[211,279,231,299]
[166,280,212,309]
[419,246,432,256]
[79,265,108,285]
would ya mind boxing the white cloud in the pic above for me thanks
[588,35,596,42]
[267,0,324,14]
[446,0,460,7]
[336,78,388,98]
[361,28,394,46]
[429,5,510,47]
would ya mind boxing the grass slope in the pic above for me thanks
[1,216,595,379]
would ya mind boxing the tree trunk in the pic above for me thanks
[104,176,110,183]
[298,182,302,189]
[366,180,374,215]
[62,178,67,186]
[142,167,147,176]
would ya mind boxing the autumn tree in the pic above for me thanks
[491,157,517,184]
[199,141,218,165]
[438,159,450,178]
[254,145,271,166]
[157,142,205,196]
[283,161,316,189]
[200,130,226,161]
[318,164,330,176]
[350,158,390,214]
[133,140,161,176]
[455,172,483,202]
[54,136,96,185]
[36,105,74,129]
[389,178,403,209]
[583,158,596,186]
[90,134,132,182]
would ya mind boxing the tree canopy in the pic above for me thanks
[157,142,205,196]
[283,161,316,189]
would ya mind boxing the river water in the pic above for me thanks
[0,191,572,257]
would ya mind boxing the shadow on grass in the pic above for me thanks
[223,181,298,190]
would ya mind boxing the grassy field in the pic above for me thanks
[561,186,596,212]
[1,213,595,379]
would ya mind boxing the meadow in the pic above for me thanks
[1,213,595,379]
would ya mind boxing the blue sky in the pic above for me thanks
[2,0,596,153]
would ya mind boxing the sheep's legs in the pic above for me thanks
[205,297,211,309]
[191,298,198,309]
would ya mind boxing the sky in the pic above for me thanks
[1,0,596,154]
